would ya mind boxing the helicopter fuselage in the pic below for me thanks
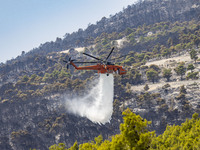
[70,62,126,75]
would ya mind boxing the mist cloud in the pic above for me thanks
[65,74,114,124]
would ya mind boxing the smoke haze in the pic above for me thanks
[65,74,114,124]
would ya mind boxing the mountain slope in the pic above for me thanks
[0,0,200,149]
[13,0,200,58]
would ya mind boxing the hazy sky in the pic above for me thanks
[0,0,138,63]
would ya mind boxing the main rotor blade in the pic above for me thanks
[63,59,76,63]
[63,60,68,63]
[73,61,98,64]
[110,52,134,61]
[106,47,114,61]
[83,53,103,61]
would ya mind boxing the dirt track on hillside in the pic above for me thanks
[132,79,200,91]
[132,52,200,91]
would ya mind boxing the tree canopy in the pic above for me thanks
[50,109,200,150]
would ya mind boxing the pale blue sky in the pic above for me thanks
[0,0,137,63]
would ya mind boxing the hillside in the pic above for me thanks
[0,0,200,149]
[127,50,200,134]
[132,51,200,91]
[3,0,199,61]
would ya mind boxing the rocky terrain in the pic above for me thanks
[132,51,200,91]
[0,0,200,149]
[0,97,121,150]
[129,51,200,133]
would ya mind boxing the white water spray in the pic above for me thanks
[65,74,114,124]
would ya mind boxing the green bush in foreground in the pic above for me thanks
[150,113,200,150]
[49,109,200,150]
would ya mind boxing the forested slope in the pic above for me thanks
[51,109,200,150]
[0,0,200,149]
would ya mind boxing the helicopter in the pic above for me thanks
[63,47,131,76]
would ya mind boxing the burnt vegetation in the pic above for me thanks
[0,0,200,149]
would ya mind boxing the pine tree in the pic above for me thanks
[144,84,150,91]
[146,69,159,83]
[162,68,172,82]
[180,85,187,94]
[174,62,186,80]
[190,49,198,63]
[187,64,195,72]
